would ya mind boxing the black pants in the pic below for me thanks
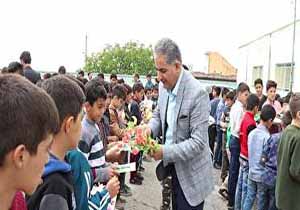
[170,166,204,210]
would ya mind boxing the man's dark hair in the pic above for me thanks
[0,74,59,166]
[118,79,125,84]
[266,80,277,91]
[78,70,84,77]
[147,73,152,78]
[123,83,132,95]
[133,82,144,93]
[254,78,263,87]
[260,104,276,122]
[85,79,107,106]
[213,86,221,96]
[110,73,117,80]
[7,62,23,75]
[111,84,126,101]
[20,51,32,64]
[43,73,52,80]
[237,82,250,94]
[41,75,85,127]
[58,66,66,74]
[134,73,140,79]
[226,91,235,101]
[246,94,260,111]
[289,93,300,119]
[221,87,230,98]
[97,73,105,79]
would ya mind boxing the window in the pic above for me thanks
[274,63,293,90]
[252,66,263,84]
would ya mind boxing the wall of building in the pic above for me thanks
[207,52,237,76]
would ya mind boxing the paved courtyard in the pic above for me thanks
[124,160,227,210]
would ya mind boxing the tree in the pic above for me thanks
[84,41,155,75]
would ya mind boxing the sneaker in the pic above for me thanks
[130,177,143,185]
[115,199,125,210]
[136,173,144,181]
[118,196,126,204]
[120,187,133,197]
[124,184,131,192]
[213,162,221,170]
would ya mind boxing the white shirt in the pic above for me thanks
[229,99,244,138]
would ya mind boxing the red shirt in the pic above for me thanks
[239,112,256,159]
[10,191,27,210]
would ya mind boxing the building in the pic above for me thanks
[205,52,237,76]
[238,19,300,96]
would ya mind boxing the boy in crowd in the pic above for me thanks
[27,75,86,210]
[276,93,300,210]
[235,94,259,210]
[263,80,282,114]
[209,86,221,153]
[141,87,153,112]
[218,91,235,199]
[151,84,159,111]
[145,73,154,89]
[214,87,229,169]
[79,80,118,185]
[110,74,118,88]
[0,74,59,210]
[228,82,250,209]
[260,110,292,210]
[243,105,276,210]
[254,78,267,111]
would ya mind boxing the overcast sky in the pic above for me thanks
[0,0,298,72]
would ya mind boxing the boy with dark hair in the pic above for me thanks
[110,74,118,87]
[260,110,292,210]
[228,82,250,209]
[263,80,282,114]
[109,84,127,138]
[145,73,154,89]
[254,78,267,111]
[214,87,230,169]
[218,91,235,199]
[235,94,259,210]
[133,73,140,84]
[0,74,59,210]
[276,93,300,210]
[26,75,87,210]
[243,105,276,210]
[58,66,66,74]
[79,80,117,183]
[152,84,159,110]
[210,86,221,121]
[7,61,24,75]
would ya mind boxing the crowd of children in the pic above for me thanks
[210,79,300,210]
[0,51,160,210]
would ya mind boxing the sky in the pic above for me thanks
[0,0,298,72]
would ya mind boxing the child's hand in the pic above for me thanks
[106,176,120,198]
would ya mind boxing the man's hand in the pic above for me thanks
[106,176,120,198]
[150,145,163,161]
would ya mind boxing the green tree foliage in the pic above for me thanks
[84,42,155,75]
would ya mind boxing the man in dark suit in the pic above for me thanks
[20,51,41,84]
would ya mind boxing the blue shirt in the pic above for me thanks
[165,70,184,145]
[210,98,220,121]
[248,124,270,182]
[216,99,225,125]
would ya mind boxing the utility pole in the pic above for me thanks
[290,0,297,92]
[85,33,88,66]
